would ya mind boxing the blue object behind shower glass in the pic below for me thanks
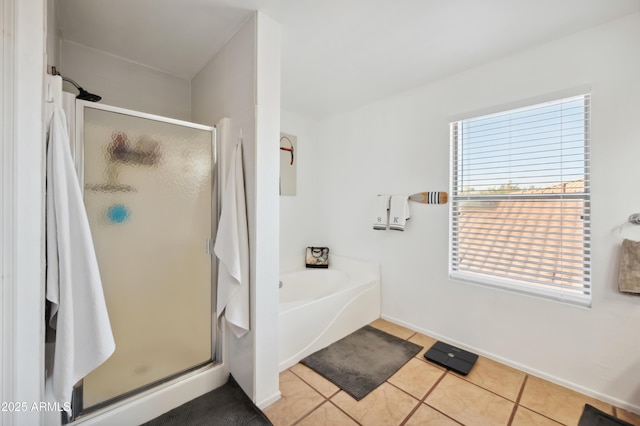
[107,204,129,224]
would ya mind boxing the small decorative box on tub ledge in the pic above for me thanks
[278,254,381,371]
[305,246,330,268]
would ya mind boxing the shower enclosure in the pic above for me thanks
[70,101,217,417]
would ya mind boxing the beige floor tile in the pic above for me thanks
[276,318,633,426]
[425,373,513,426]
[263,370,325,426]
[369,318,416,340]
[408,332,439,360]
[297,402,359,426]
[388,358,446,399]
[405,403,461,426]
[331,382,419,426]
[519,375,612,426]
[617,407,640,424]
[290,363,340,398]
[452,356,525,401]
[511,406,563,426]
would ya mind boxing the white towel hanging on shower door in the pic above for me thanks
[214,140,250,338]
[45,100,115,414]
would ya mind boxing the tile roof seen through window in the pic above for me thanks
[455,179,589,294]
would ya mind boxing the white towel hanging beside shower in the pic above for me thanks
[214,136,250,338]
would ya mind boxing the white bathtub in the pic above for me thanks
[278,255,381,371]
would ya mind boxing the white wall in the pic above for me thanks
[2,0,46,425]
[192,13,257,401]
[60,40,191,121]
[46,0,60,68]
[279,110,326,260]
[253,12,281,408]
[192,12,281,407]
[282,13,640,411]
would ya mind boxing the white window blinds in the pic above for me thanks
[450,94,591,306]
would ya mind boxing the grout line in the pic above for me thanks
[445,359,520,402]
[287,366,332,425]
[328,399,363,425]
[385,380,409,394]
[385,380,422,404]
[327,388,340,400]
[514,375,571,425]
[288,365,360,425]
[388,379,427,426]
[422,370,448,402]
[398,403,421,425]
[445,369,519,404]
[290,399,328,426]
[507,374,528,425]
[370,319,417,341]
[288,365,334,400]
[417,355,447,372]
[419,373,464,425]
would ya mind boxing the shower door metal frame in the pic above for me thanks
[69,100,220,420]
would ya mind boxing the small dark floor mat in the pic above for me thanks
[143,375,272,426]
[578,404,633,426]
[300,325,422,400]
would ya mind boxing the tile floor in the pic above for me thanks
[264,319,640,426]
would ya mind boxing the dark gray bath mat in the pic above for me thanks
[142,375,272,426]
[578,404,633,426]
[300,325,422,400]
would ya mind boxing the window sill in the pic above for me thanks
[449,271,592,309]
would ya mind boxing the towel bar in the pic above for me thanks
[628,213,640,225]
[617,213,640,240]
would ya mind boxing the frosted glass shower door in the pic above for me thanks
[78,104,215,411]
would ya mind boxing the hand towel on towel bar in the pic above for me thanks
[619,239,640,293]
[389,195,410,231]
[46,105,115,414]
[373,195,390,230]
[214,141,250,338]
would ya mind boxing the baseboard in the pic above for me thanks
[380,313,640,415]
[257,391,281,410]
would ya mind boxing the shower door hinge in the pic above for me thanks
[206,238,214,256]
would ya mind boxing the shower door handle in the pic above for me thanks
[206,238,214,256]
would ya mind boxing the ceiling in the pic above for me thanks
[58,0,639,118]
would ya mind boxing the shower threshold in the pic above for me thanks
[68,360,224,424]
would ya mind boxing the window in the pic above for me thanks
[450,94,591,306]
